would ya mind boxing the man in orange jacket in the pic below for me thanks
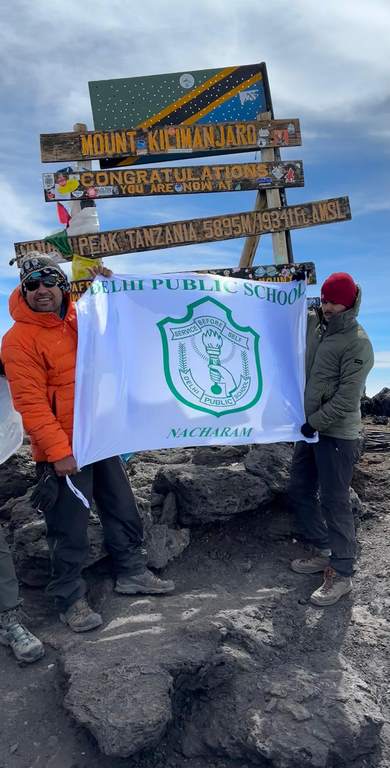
[1,253,174,632]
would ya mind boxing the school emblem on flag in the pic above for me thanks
[158,296,262,417]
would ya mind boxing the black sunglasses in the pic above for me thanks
[24,273,60,291]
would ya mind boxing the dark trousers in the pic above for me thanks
[288,436,360,576]
[0,528,20,613]
[37,457,147,612]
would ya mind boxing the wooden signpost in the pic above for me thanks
[40,119,301,163]
[13,63,353,282]
[69,262,316,301]
[201,262,317,284]
[14,197,351,263]
[42,160,304,201]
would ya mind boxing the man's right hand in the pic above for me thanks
[53,454,78,476]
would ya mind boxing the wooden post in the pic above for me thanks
[72,122,90,173]
[239,110,290,268]
[68,123,101,265]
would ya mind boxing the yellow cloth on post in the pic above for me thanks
[71,254,103,282]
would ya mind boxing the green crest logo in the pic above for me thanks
[158,297,262,417]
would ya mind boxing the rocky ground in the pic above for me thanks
[0,415,389,768]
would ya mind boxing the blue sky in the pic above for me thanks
[0,0,389,395]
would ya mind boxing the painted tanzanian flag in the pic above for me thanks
[89,64,268,167]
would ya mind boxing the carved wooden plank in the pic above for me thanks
[40,119,301,163]
[200,262,317,284]
[70,262,316,301]
[43,160,304,201]
[14,197,351,263]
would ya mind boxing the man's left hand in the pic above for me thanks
[87,265,113,279]
[301,422,316,439]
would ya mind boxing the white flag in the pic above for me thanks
[0,377,23,464]
[73,273,307,467]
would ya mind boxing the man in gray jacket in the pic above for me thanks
[289,272,374,606]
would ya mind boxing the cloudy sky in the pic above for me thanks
[0,0,389,394]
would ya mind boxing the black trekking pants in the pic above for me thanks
[288,435,360,576]
[37,457,147,612]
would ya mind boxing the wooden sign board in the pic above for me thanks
[40,119,301,164]
[70,262,316,301]
[89,63,269,168]
[43,160,304,202]
[14,197,351,263]
[201,262,317,285]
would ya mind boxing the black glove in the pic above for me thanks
[300,422,316,439]
[31,465,59,514]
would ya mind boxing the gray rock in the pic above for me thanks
[132,448,192,465]
[9,488,186,584]
[143,521,190,570]
[191,445,249,466]
[159,491,178,526]
[13,515,107,587]
[13,519,50,587]
[150,491,165,508]
[180,659,384,767]
[65,663,173,757]
[370,388,390,417]
[154,464,273,525]
[0,497,18,521]
[1,488,37,527]
[360,394,373,417]
[62,608,224,758]
[0,445,36,506]
[60,593,383,764]
[244,442,294,494]
[372,415,389,426]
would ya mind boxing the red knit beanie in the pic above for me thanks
[321,272,357,308]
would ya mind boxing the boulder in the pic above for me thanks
[9,492,188,585]
[142,515,190,570]
[180,659,384,768]
[360,394,373,417]
[60,593,384,764]
[0,444,36,506]
[244,442,293,493]
[372,415,389,426]
[191,444,249,466]
[129,448,193,466]
[154,463,273,525]
[12,514,107,587]
[62,607,224,758]
[370,388,390,417]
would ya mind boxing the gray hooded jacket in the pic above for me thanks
[304,287,374,439]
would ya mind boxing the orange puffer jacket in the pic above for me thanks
[1,288,78,462]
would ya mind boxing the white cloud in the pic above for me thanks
[352,199,390,216]
[0,0,389,130]
[0,177,47,239]
[374,351,390,369]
